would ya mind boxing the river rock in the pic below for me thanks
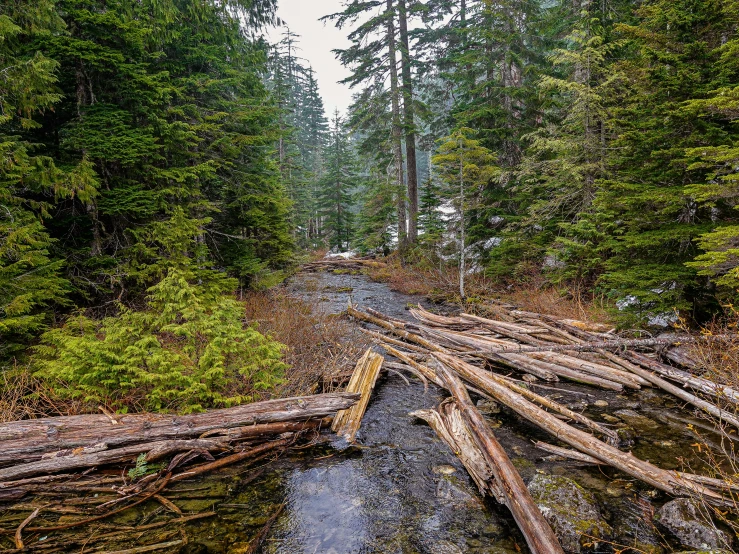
[613,409,659,431]
[610,493,665,554]
[527,474,612,552]
[655,498,733,550]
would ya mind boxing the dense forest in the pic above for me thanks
[1,0,738,410]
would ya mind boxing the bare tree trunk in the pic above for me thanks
[397,0,418,243]
[387,0,407,246]
[459,140,465,300]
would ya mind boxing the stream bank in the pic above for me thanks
[0,271,728,553]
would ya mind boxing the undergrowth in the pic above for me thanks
[366,249,611,324]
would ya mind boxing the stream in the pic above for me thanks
[116,272,721,553]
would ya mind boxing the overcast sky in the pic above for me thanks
[267,0,353,116]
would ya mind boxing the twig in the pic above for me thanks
[246,503,285,554]
[14,507,40,548]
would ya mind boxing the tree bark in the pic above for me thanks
[387,0,407,245]
[397,0,418,243]
[0,393,359,465]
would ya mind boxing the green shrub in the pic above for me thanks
[33,269,287,413]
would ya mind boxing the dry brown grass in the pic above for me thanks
[0,289,369,421]
[242,289,370,397]
[366,253,612,324]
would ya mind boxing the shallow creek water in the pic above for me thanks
[5,272,721,553]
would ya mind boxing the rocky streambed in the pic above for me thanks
[2,271,732,554]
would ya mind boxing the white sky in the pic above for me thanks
[267,0,353,116]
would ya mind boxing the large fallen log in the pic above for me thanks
[433,361,565,554]
[332,349,384,442]
[0,393,360,465]
[433,353,728,505]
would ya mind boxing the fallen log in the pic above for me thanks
[332,349,384,442]
[624,351,739,406]
[433,353,727,505]
[433,361,565,554]
[527,352,647,389]
[0,439,227,482]
[0,393,360,465]
[618,351,739,430]
[411,399,502,499]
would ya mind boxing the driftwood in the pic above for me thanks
[411,400,501,498]
[332,349,384,441]
[434,353,728,505]
[624,350,739,405]
[0,393,359,465]
[433,361,565,554]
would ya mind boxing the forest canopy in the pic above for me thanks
[1,0,738,412]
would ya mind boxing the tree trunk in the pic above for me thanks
[387,0,407,246]
[0,393,359,465]
[397,0,418,243]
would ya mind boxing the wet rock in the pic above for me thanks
[610,493,665,554]
[601,413,620,424]
[614,409,659,431]
[655,498,733,551]
[476,399,500,415]
[432,464,458,475]
[594,400,609,408]
[436,474,483,508]
[527,474,612,552]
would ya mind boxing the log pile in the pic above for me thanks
[301,257,386,273]
[349,302,738,515]
[0,393,360,551]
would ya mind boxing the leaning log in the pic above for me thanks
[0,393,360,465]
[433,361,565,554]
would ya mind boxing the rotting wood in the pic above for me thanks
[332,348,385,442]
[0,393,359,465]
[433,361,566,554]
[411,399,503,499]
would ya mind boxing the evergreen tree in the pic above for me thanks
[319,112,357,252]
[0,0,69,358]
[432,128,498,298]
[592,0,739,322]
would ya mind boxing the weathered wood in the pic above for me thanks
[624,351,739,405]
[434,361,566,554]
[0,393,359,464]
[527,351,646,388]
[411,400,503,500]
[618,351,739,429]
[332,349,384,442]
[434,353,727,505]
[534,442,601,464]
[0,439,227,482]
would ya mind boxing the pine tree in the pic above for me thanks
[592,0,738,322]
[319,112,357,252]
[432,128,498,298]
[0,0,69,358]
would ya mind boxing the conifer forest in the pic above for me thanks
[1,0,739,551]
